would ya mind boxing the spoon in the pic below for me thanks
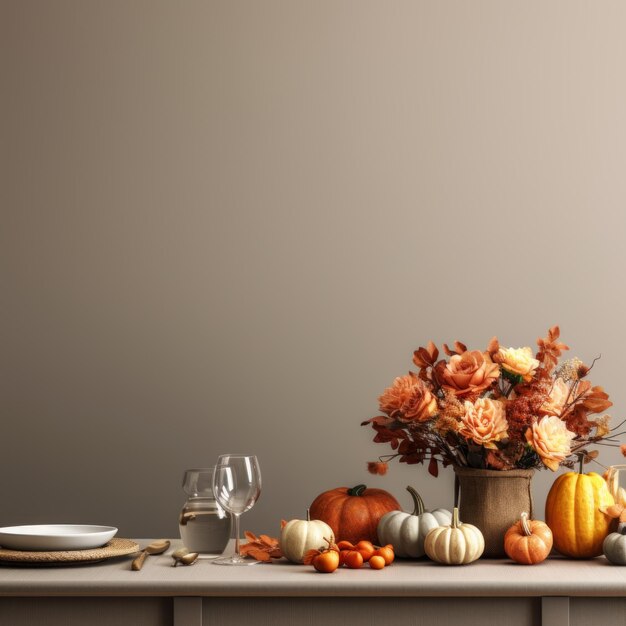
[171,547,199,567]
[131,539,171,571]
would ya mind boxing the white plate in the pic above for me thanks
[0,525,118,551]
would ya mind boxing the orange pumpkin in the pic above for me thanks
[309,484,400,544]
[504,512,553,565]
[545,471,615,558]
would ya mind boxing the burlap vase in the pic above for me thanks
[453,466,535,558]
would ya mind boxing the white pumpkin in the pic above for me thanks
[280,514,334,564]
[424,507,484,565]
[377,486,452,558]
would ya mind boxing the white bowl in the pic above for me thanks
[0,525,118,551]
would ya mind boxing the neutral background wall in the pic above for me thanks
[2,0,626,539]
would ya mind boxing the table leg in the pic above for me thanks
[173,597,202,626]
[542,597,569,626]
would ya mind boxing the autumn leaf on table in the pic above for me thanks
[302,537,339,565]
[303,549,320,565]
[240,531,283,562]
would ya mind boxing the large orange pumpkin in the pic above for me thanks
[545,471,615,558]
[309,484,400,544]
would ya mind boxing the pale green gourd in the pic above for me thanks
[377,486,452,558]
[603,524,626,565]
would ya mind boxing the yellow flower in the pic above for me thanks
[539,378,569,416]
[459,398,508,449]
[497,346,540,382]
[526,415,576,471]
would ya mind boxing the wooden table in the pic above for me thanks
[0,539,624,626]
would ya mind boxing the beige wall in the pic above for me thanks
[2,0,626,538]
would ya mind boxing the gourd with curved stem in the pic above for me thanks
[377,486,451,558]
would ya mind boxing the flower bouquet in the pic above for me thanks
[362,326,620,476]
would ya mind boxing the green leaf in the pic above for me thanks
[501,369,524,386]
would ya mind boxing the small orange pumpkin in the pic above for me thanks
[504,512,553,565]
[309,484,400,544]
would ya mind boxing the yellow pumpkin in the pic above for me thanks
[545,471,615,558]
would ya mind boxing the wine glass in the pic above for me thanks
[607,465,626,506]
[212,454,262,566]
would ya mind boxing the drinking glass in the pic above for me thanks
[212,454,262,566]
[178,468,230,556]
[607,465,626,506]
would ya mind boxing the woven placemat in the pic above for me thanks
[0,538,139,563]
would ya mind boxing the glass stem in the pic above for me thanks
[234,513,241,557]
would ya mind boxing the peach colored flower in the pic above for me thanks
[459,398,509,449]
[378,373,437,423]
[435,351,500,398]
[539,378,569,416]
[497,346,540,382]
[525,415,576,471]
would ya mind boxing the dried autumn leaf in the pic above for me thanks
[240,531,284,562]
[303,549,320,565]
[428,456,438,477]
[443,341,467,356]
[486,336,500,357]
[600,503,626,523]
[582,386,613,414]
[536,325,569,370]
[413,341,439,369]
[361,415,394,427]
[579,449,599,464]
[245,548,272,562]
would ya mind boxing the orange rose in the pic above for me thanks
[435,351,500,398]
[459,398,508,449]
[525,415,576,471]
[378,373,437,423]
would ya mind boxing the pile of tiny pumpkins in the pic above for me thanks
[283,468,626,567]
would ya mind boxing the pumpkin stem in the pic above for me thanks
[520,511,532,537]
[578,453,584,475]
[348,484,367,497]
[452,507,460,529]
[306,508,310,522]
[406,486,425,516]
